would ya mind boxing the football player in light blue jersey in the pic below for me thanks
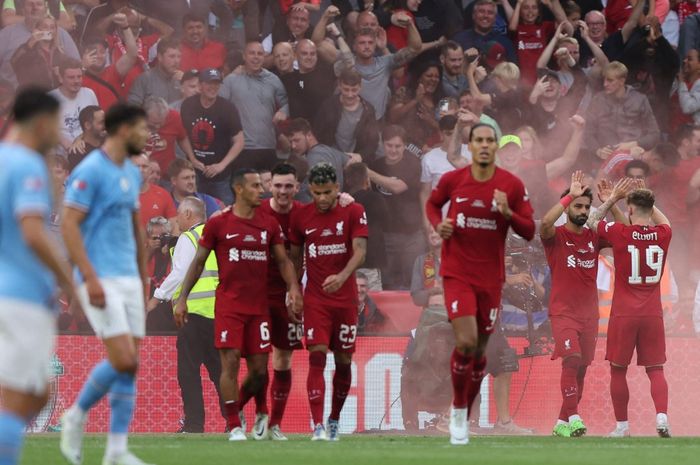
[59,104,153,465]
[0,88,79,465]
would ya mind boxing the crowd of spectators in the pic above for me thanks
[2,0,700,335]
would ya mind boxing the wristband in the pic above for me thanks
[559,194,573,209]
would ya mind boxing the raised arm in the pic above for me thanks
[586,177,635,230]
[508,0,523,33]
[540,170,587,240]
[545,115,585,179]
[537,21,568,69]
[651,205,671,227]
[113,14,139,77]
[312,5,340,46]
[621,0,646,44]
[545,0,568,25]
[596,178,629,224]
[500,0,515,22]
[466,59,492,106]
[577,20,609,67]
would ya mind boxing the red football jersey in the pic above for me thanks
[199,209,285,315]
[597,221,672,317]
[512,21,555,86]
[288,202,368,307]
[259,199,304,302]
[427,166,535,287]
[542,226,601,321]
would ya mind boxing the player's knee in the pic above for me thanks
[610,363,627,373]
[454,333,477,353]
[273,352,293,371]
[221,352,241,374]
[645,365,664,374]
[112,356,138,374]
[334,352,352,365]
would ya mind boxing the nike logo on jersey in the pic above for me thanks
[226,233,239,239]
[259,342,271,349]
[455,197,469,203]
[341,343,354,349]
[566,241,575,246]
[305,228,317,235]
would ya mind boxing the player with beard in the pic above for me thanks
[426,123,535,445]
[539,171,633,438]
[288,163,368,441]
[60,104,152,465]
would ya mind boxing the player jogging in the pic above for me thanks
[60,104,151,465]
[174,168,303,442]
[426,124,535,445]
[588,186,673,438]
[288,163,368,441]
[0,89,78,465]
[540,171,633,438]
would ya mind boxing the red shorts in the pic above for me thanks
[303,303,358,353]
[214,312,271,356]
[270,302,303,351]
[550,315,598,365]
[443,277,502,335]
[606,316,666,366]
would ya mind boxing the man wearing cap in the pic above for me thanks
[180,68,245,205]
[452,0,517,65]
[81,13,139,110]
[170,69,201,112]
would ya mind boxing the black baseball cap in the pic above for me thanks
[199,68,223,83]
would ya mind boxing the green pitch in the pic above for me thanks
[22,434,699,465]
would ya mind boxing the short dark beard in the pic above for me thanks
[126,141,142,155]
[570,214,587,226]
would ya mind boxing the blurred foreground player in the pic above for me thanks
[539,171,633,438]
[289,163,368,441]
[426,124,535,445]
[589,187,673,438]
[0,89,78,465]
[175,169,303,441]
[60,104,152,465]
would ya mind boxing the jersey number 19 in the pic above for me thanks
[627,245,664,285]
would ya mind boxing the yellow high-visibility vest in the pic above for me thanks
[172,224,218,319]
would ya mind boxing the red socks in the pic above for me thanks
[466,356,487,411]
[307,351,326,425]
[559,357,581,420]
[646,366,668,414]
[577,366,587,404]
[270,369,292,427]
[451,349,473,409]
[610,365,629,421]
[224,400,241,431]
[330,362,352,421]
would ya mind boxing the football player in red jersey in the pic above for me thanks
[540,171,633,438]
[426,123,535,445]
[289,163,368,441]
[175,168,303,441]
[588,185,673,438]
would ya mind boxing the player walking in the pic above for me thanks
[288,163,368,441]
[0,89,78,465]
[60,104,152,465]
[174,168,303,442]
[589,186,673,438]
[540,171,633,438]
[426,124,535,445]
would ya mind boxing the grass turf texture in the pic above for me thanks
[23,434,699,465]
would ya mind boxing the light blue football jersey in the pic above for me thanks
[0,143,56,309]
[64,150,142,282]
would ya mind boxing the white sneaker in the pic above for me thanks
[59,407,85,465]
[238,411,247,433]
[102,451,154,465]
[656,413,671,438]
[228,427,247,441]
[269,425,288,441]
[607,425,631,438]
[449,407,469,445]
[311,423,327,441]
[253,413,269,440]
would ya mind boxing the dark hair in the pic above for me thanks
[271,163,298,178]
[441,40,462,56]
[182,12,207,27]
[355,270,369,281]
[624,160,650,177]
[382,124,406,143]
[561,187,593,202]
[157,37,180,56]
[231,167,259,187]
[627,188,655,213]
[78,105,102,131]
[672,123,700,145]
[181,69,200,83]
[308,162,337,185]
[406,60,443,104]
[59,58,83,76]
[81,37,108,54]
[104,103,146,136]
[284,118,313,137]
[338,67,362,87]
[354,27,376,41]
[344,162,369,192]
[468,123,497,141]
[562,0,581,16]
[12,87,60,123]
[168,158,195,179]
[653,142,680,167]
[439,115,458,131]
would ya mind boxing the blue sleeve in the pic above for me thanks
[12,158,50,218]
[205,195,221,218]
[64,162,98,211]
